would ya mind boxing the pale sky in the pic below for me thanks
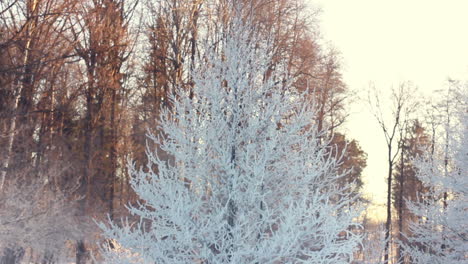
[309,0,468,220]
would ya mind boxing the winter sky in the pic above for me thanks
[310,0,468,220]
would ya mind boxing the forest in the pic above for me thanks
[0,0,466,263]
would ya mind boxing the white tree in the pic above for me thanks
[402,83,468,264]
[99,13,361,264]
[356,222,388,264]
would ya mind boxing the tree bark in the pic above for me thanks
[384,154,393,264]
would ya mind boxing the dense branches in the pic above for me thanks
[402,83,468,264]
[100,15,362,264]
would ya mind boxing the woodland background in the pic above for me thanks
[0,0,461,263]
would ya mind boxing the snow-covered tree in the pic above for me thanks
[0,170,84,263]
[99,12,362,264]
[355,221,388,264]
[402,83,468,264]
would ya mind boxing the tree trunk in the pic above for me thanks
[384,152,393,264]
[75,240,87,264]
[397,144,405,263]
[227,145,237,261]
[108,89,117,220]
[0,246,25,264]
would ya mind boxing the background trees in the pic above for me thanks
[367,81,468,264]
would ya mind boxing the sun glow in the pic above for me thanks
[311,0,468,221]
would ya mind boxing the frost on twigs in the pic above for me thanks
[402,84,468,264]
[100,9,362,264]
[0,167,85,263]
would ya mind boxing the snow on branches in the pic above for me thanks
[99,11,362,264]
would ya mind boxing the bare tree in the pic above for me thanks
[368,82,418,264]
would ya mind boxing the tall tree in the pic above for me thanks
[100,13,361,264]
[68,1,137,261]
[71,0,134,217]
[368,83,418,264]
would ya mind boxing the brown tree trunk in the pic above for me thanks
[397,143,405,263]
[108,88,117,221]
